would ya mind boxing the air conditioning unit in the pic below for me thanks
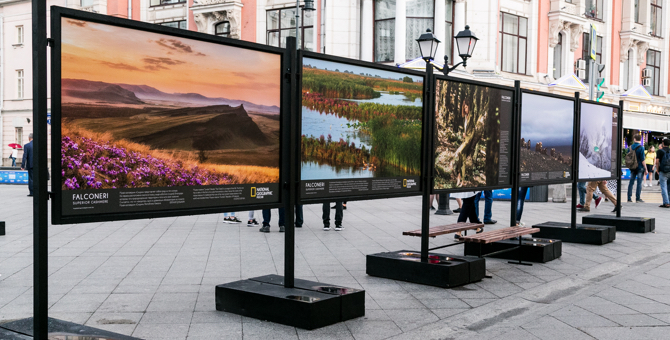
[643,78,652,87]
[576,59,586,70]
[577,69,586,79]
[642,68,652,78]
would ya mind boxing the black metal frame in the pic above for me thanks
[576,98,621,183]
[430,74,517,194]
[50,7,289,224]
[297,50,426,204]
[517,89,577,187]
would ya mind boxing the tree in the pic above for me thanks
[403,76,414,83]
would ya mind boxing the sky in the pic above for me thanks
[303,57,424,83]
[580,102,614,142]
[61,19,281,107]
[520,92,574,147]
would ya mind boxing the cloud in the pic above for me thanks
[66,20,87,27]
[99,61,145,72]
[195,52,206,57]
[142,57,186,71]
[153,38,207,56]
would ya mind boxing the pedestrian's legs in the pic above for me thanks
[11,157,16,167]
[456,198,462,208]
[27,169,33,195]
[248,211,255,220]
[597,181,617,206]
[635,169,643,201]
[262,209,271,227]
[473,192,481,220]
[627,169,639,201]
[334,202,343,226]
[584,182,598,210]
[278,208,286,227]
[516,187,529,223]
[295,205,304,227]
[578,182,587,205]
[660,172,670,205]
[322,203,331,227]
[457,196,476,223]
[483,190,493,222]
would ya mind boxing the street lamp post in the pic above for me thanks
[416,26,479,217]
[295,0,316,50]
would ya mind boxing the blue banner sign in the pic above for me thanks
[0,170,29,184]
[491,188,530,200]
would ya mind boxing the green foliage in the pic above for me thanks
[402,76,414,83]
[302,68,422,100]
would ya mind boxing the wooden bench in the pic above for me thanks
[403,222,483,238]
[460,226,540,265]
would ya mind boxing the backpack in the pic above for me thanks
[625,145,641,170]
[661,148,670,173]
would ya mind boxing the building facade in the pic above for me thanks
[2,0,670,166]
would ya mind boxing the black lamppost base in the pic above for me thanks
[434,193,453,215]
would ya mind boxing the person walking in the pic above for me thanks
[21,133,33,196]
[10,147,18,167]
[643,145,657,187]
[579,181,618,213]
[260,206,303,232]
[482,190,496,224]
[223,212,242,224]
[323,201,343,231]
[452,191,482,238]
[656,138,670,208]
[576,181,601,209]
[516,186,529,226]
[627,134,647,203]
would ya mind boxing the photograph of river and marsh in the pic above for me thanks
[59,19,281,191]
[519,93,574,180]
[433,80,512,189]
[300,58,423,180]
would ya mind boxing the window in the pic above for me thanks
[499,12,528,74]
[651,0,662,37]
[81,0,94,7]
[635,0,641,23]
[585,0,604,21]
[216,21,231,38]
[15,127,23,147]
[160,20,187,30]
[374,0,395,62]
[581,33,603,82]
[150,0,185,6]
[405,0,434,61]
[646,49,661,96]
[266,8,314,51]
[16,26,24,45]
[623,49,631,91]
[553,33,563,79]
[17,70,24,99]
[445,0,454,64]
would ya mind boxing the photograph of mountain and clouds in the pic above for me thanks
[59,18,281,192]
[579,102,617,180]
[519,93,574,183]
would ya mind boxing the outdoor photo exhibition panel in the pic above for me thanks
[299,52,424,201]
[432,77,514,193]
[578,101,619,181]
[51,9,287,224]
[518,91,575,185]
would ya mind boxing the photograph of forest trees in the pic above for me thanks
[301,58,423,180]
[433,80,509,189]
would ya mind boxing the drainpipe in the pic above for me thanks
[128,0,132,19]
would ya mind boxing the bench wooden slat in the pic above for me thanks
[403,222,483,237]
[460,227,540,244]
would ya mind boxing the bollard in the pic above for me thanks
[0,221,5,236]
[435,193,453,215]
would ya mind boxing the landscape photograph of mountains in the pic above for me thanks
[59,18,281,191]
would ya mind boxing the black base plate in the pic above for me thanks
[366,250,485,288]
[216,277,364,330]
[464,238,562,263]
[532,222,615,245]
[0,317,140,340]
[582,215,655,233]
[249,274,365,321]
[0,221,5,236]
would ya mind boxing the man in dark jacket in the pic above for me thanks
[21,133,34,196]
[627,134,647,203]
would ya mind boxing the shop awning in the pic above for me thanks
[623,111,670,133]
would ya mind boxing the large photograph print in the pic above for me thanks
[519,93,574,183]
[578,102,618,180]
[58,17,281,216]
[300,57,422,198]
[433,80,513,190]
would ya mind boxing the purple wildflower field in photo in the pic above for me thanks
[61,135,232,190]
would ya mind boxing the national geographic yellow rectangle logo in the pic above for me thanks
[251,187,256,197]
[403,179,407,187]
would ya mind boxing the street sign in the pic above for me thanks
[590,24,597,60]
[47,112,51,125]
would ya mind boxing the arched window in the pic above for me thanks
[216,21,231,38]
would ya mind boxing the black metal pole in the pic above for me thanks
[435,193,452,215]
[284,37,298,288]
[571,92,581,229]
[420,63,434,262]
[617,100,623,217]
[32,0,49,337]
[510,81,521,226]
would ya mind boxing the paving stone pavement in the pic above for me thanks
[0,184,669,340]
